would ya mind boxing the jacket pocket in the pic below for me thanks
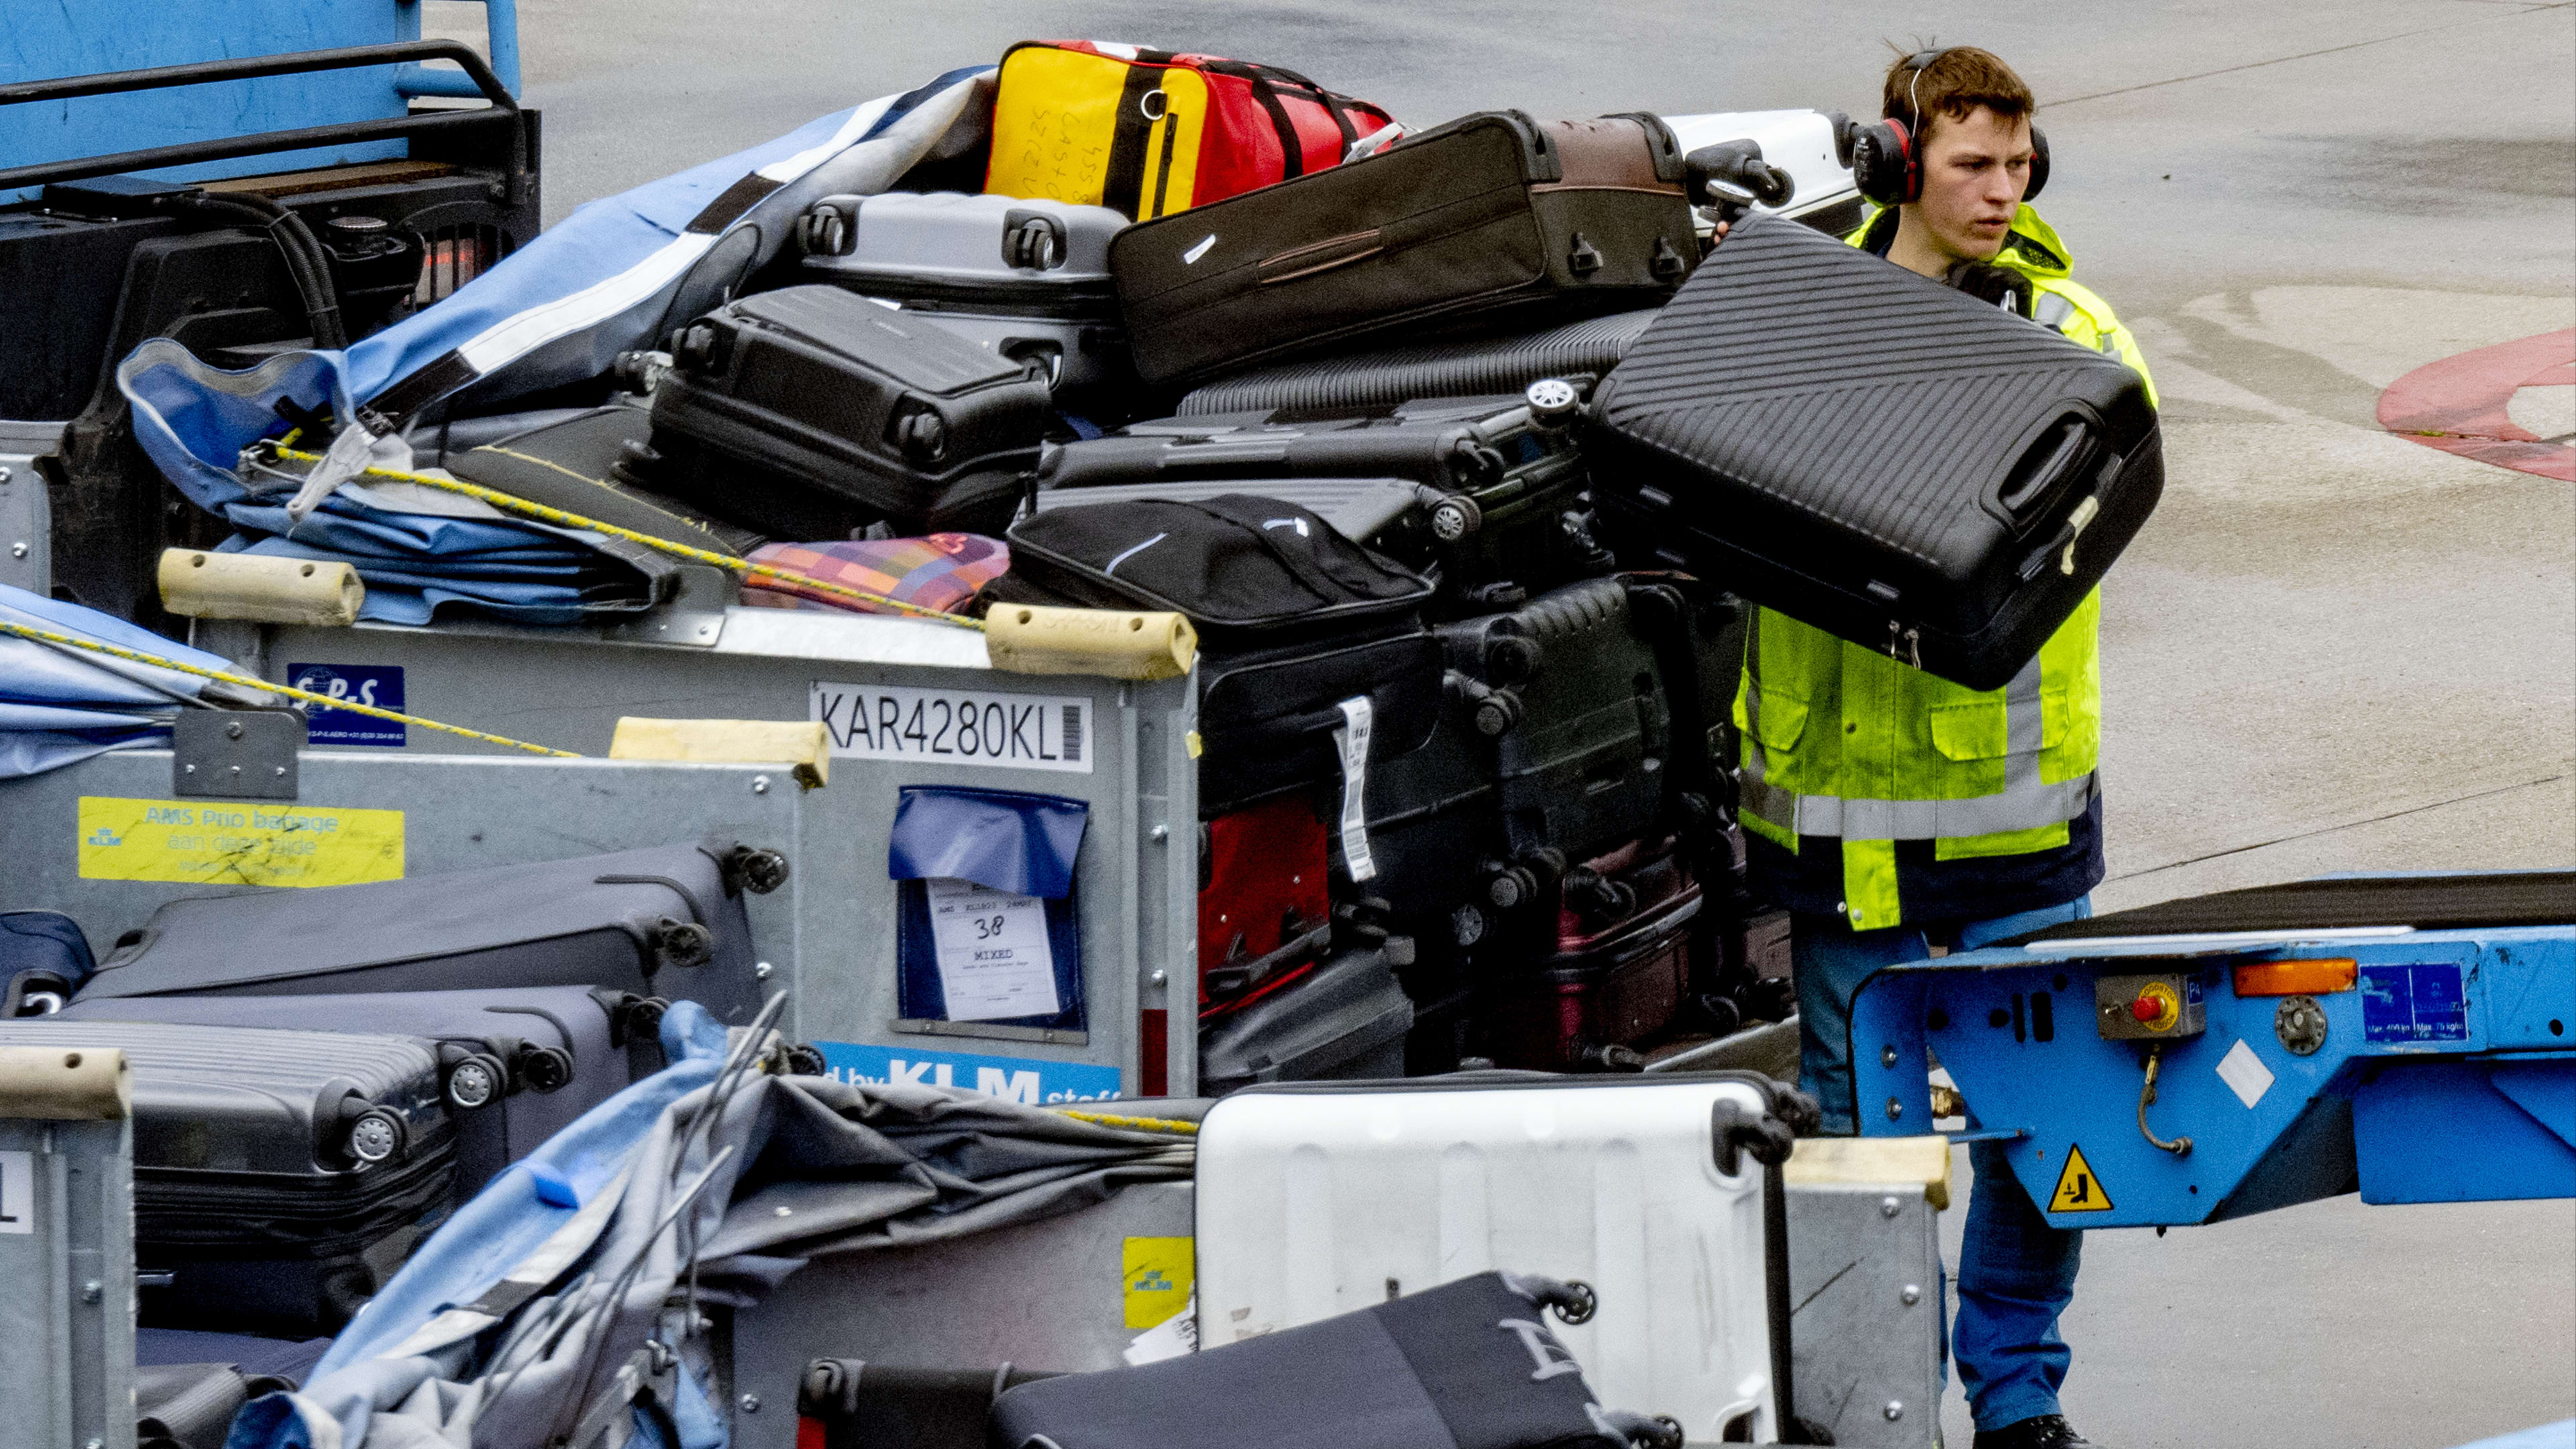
[1929,699,2010,761]
[1735,688,1810,754]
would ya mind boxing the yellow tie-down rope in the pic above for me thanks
[1051,1108,1201,1136]
[0,616,579,757]
[265,444,985,631]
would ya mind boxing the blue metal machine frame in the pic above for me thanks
[0,0,519,198]
[1849,920,2574,1228]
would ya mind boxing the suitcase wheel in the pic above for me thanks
[720,844,793,896]
[512,1042,576,1094]
[337,1101,410,1165]
[442,1052,509,1110]
[651,918,716,969]
[1499,1271,1599,1325]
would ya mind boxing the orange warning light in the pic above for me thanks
[2234,959,2359,997]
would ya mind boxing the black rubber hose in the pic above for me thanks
[169,192,347,349]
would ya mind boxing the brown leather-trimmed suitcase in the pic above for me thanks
[1110,111,1697,385]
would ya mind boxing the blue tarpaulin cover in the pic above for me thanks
[887,785,1091,899]
[0,581,244,777]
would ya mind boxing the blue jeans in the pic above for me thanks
[1791,896,2092,1432]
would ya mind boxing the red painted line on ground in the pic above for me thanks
[2377,328,2575,482]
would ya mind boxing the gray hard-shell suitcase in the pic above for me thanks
[1111,111,1695,385]
[54,985,666,1196]
[77,839,786,1023]
[0,1018,460,1336]
[1586,209,2162,690]
[798,191,1134,402]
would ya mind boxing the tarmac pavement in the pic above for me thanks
[445,2,2576,1442]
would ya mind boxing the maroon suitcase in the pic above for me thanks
[1483,837,1700,1071]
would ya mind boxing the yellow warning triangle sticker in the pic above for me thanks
[2048,1144,2114,1213]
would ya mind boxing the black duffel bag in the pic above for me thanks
[995,495,1443,818]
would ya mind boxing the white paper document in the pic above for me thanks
[926,877,1063,1021]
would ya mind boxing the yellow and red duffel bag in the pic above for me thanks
[985,40,1398,220]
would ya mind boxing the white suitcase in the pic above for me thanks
[797,191,1132,398]
[1195,1073,1793,1445]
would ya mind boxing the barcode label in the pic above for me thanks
[810,682,1095,774]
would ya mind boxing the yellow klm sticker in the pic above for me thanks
[1122,1235,1193,1329]
[77,796,404,888]
[2048,1143,2113,1213]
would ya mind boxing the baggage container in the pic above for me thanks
[75,839,776,1025]
[649,284,1051,537]
[1198,943,1413,1095]
[0,1018,459,1336]
[1112,111,1696,385]
[798,191,1135,402]
[1587,210,2162,690]
[1173,309,1657,419]
[985,42,1395,221]
[1195,1074,1797,1444]
[54,984,661,1196]
[1482,841,1701,1071]
[989,1270,1680,1449]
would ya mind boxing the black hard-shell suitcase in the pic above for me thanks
[1199,943,1415,1096]
[0,1019,459,1336]
[996,494,1446,816]
[1038,391,1611,611]
[1438,577,1675,868]
[77,839,784,1024]
[798,1360,1058,1449]
[648,284,1051,537]
[1112,111,1697,385]
[55,985,665,1197]
[1587,211,2162,690]
[1175,309,1656,419]
[987,1271,1682,1449]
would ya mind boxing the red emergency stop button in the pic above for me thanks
[2129,981,2182,1032]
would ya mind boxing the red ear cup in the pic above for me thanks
[1850,116,1918,206]
[2025,125,2050,201]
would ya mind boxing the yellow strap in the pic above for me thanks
[1052,1108,1201,1136]
[266,445,985,631]
[0,617,580,758]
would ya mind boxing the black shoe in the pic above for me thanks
[1972,1415,2102,1449]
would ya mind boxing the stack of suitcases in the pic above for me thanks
[0,839,801,1382]
[368,37,2157,1087]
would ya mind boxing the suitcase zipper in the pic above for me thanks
[1148,110,1183,219]
[1885,621,1921,668]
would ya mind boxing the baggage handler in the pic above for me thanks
[1729,46,2155,1449]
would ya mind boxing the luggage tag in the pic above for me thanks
[1334,696,1377,883]
[888,787,1089,1034]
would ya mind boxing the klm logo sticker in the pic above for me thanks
[814,1040,1124,1105]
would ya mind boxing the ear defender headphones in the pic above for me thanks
[1848,48,2049,206]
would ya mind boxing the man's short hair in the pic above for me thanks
[1881,45,2034,142]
